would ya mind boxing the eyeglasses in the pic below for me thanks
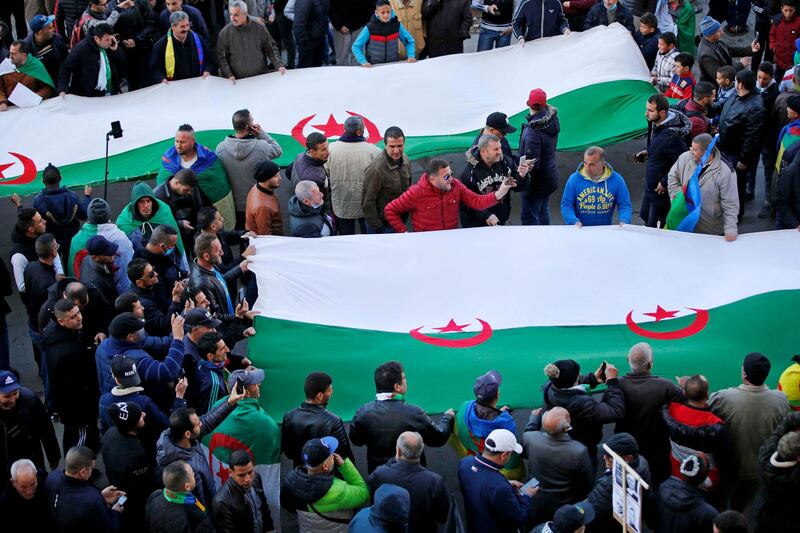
[442,173,452,182]
[141,270,157,280]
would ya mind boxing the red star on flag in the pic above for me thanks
[312,114,345,138]
[434,319,470,332]
[643,305,679,322]
[0,162,14,179]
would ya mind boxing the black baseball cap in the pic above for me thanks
[111,354,141,388]
[486,112,517,134]
[550,502,595,533]
[185,308,222,328]
[302,436,339,467]
[109,312,146,338]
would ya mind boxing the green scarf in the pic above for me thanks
[99,48,111,94]
[18,54,54,88]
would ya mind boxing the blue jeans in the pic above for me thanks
[521,196,551,225]
[477,28,512,52]
[365,223,396,234]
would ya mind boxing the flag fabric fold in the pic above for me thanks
[665,135,718,232]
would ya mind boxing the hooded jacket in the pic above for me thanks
[68,221,134,295]
[281,458,369,532]
[216,132,283,213]
[560,162,633,226]
[587,455,650,533]
[31,187,90,249]
[654,477,717,533]
[458,145,525,228]
[288,196,335,237]
[116,182,186,255]
[769,14,800,70]
[155,399,235,506]
[644,110,690,194]
[349,484,411,532]
[519,104,561,198]
[667,148,739,236]
[756,412,800,533]
[384,173,499,232]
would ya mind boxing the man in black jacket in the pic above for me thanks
[23,15,70,86]
[38,279,111,345]
[367,431,449,533]
[349,361,455,473]
[190,233,247,316]
[0,459,49,533]
[114,0,157,90]
[718,68,766,220]
[132,225,187,303]
[0,370,60,496]
[150,10,215,82]
[293,0,330,67]
[282,371,353,468]
[212,449,275,533]
[43,298,101,453]
[146,460,214,533]
[583,0,634,32]
[80,235,119,307]
[22,233,58,336]
[458,134,530,228]
[422,0,472,57]
[128,258,184,336]
[57,23,126,97]
[636,95,690,229]
[102,401,159,533]
[154,170,209,254]
[0,258,11,371]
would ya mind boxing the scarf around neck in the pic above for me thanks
[165,29,204,80]
[163,489,207,512]
[95,47,111,93]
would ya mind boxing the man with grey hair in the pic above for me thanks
[668,133,739,240]
[459,133,530,227]
[522,406,594,524]
[151,10,215,83]
[560,145,632,227]
[288,180,336,237]
[217,0,285,83]
[615,342,684,485]
[325,115,381,234]
[0,458,48,530]
[367,431,449,533]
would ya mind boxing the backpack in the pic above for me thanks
[70,11,93,48]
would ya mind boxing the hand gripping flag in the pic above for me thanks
[665,134,718,232]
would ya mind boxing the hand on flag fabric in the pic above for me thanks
[518,38,525,47]
[574,222,583,228]
[407,58,417,63]
[362,63,373,68]
[10,193,20,207]
[486,214,500,226]
[202,71,211,78]
[240,258,250,272]
[229,76,236,84]
[279,66,287,74]
[724,234,737,242]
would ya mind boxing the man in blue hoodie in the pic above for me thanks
[560,146,633,227]
[349,483,411,532]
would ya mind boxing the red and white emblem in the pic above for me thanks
[290,111,381,146]
[0,152,37,186]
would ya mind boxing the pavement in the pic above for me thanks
[0,7,773,529]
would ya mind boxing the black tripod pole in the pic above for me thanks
[103,132,111,200]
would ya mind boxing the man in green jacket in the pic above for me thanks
[116,181,187,260]
[280,436,369,532]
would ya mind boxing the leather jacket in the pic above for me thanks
[281,403,353,467]
[212,473,274,533]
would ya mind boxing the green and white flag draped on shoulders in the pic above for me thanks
[0,24,653,196]
[245,226,800,420]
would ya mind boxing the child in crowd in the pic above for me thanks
[634,12,661,70]
[769,0,800,81]
[665,52,695,99]
[651,31,679,92]
[352,0,416,67]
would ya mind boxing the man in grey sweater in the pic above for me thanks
[216,0,285,82]
[216,109,283,228]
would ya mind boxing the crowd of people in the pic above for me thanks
[1,1,800,533]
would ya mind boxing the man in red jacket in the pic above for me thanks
[384,158,516,232]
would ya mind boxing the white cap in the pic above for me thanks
[485,429,522,454]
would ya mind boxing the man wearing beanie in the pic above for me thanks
[101,401,159,533]
[245,159,284,236]
[80,235,120,306]
[586,432,651,532]
[537,358,624,468]
[325,115,381,235]
[655,453,718,532]
[709,352,790,511]
[68,197,135,295]
[697,15,761,84]
[755,410,800,532]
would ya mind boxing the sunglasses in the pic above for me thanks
[442,173,452,182]
[141,270,157,279]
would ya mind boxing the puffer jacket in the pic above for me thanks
[654,477,718,533]
[212,472,275,533]
[288,196,336,237]
[458,145,525,227]
[519,104,561,198]
[541,374,625,458]
[587,455,651,533]
[155,399,235,506]
[281,458,369,533]
[667,148,739,236]
[718,90,766,166]
[349,399,455,473]
[384,173,499,233]
[755,412,800,533]
[281,402,353,468]
[769,15,800,70]
[644,110,690,194]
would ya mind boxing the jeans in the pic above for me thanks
[338,217,366,235]
[520,196,551,225]
[477,28,511,52]
[365,222,396,234]
[728,0,750,28]
[0,315,8,370]
[29,326,51,409]
[640,191,670,228]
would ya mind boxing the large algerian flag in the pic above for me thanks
[0,24,653,196]
[246,226,800,420]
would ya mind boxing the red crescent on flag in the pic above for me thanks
[410,318,493,348]
[290,114,316,146]
[0,152,38,186]
[345,111,381,144]
[625,308,709,340]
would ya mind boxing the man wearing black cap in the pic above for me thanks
[101,401,159,533]
[532,502,595,533]
[80,234,120,305]
[362,126,412,234]
[709,352,790,512]
[99,354,188,454]
[96,312,186,408]
[43,298,100,453]
[280,435,369,531]
[474,111,518,162]
[245,159,284,236]
[586,432,651,532]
